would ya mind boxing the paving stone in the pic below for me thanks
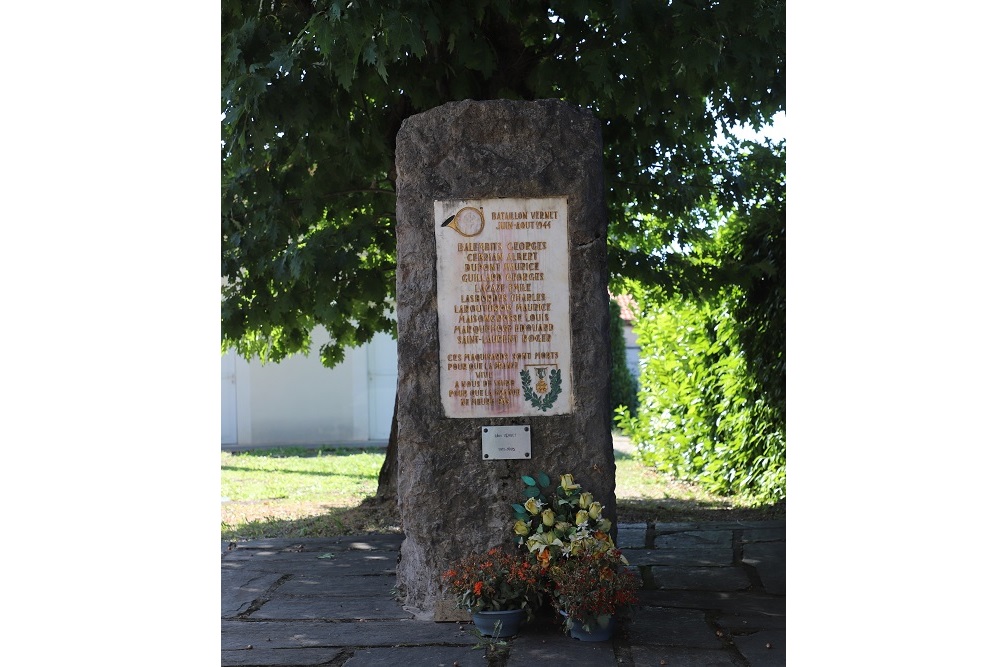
[222,569,284,618]
[251,595,413,621]
[625,607,721,649]
[730,628,785,666]
[622,547,732,567]
[654,521,784,532]
[630,645,743,666]
[222,647,343,666]
[742,542,785,595]
[221,619,476,650]
[344,645,487,666]
[617,522,647,531]
[505,630,617,666]
[740,527,785,543]
[638,590,785,619]
[228,536,403,553]
[277,573,396,596]
[716,611,785,633]
[647,565,752,592]
[654,529,733,548]
[223,550,397,576]
[616,525,648,549]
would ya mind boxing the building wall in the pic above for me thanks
[221,329,398,448]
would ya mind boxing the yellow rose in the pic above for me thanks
[569,535,593,555]
[575,509,589,526]
[578,492,594,509]
[542,508,556,527]
[560,474,581,492]
[524,497,542,515]
[527,531,564,554]
[588,501,602,520]
[513,519,529,536]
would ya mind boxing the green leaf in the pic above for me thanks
[523,487,540,498]
[511,503,525,513]
[521,475,537,486]
[536,472,550,487]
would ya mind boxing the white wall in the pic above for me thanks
[221,328,397,447]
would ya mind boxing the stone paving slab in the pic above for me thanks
[222,646,344,666]
[222,619,475,650]
[622,546,732,567]
[276,573,396,596]
[222,569,285,617]
[224,536,404,553]
[653,529,733,548]
[742,542,786,595]
[251,595,413,621]
[630,645,745,666]
[716,611,785,633]
[343,645,487,666]
[654,521,785,532]
[740,527,785,543]
[505,630,617,666]
[730,628,785,666]
[625,607,722,649]
[224,545,400,561]
[647,565,752,591]
[223,552,397,576]
[615,525,648,549]
[639,589,786,618]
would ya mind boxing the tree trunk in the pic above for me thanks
[375,394,398,503]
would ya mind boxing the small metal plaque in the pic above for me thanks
[481,425,531,460]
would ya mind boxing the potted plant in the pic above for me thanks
[440,547,544,638]
[511,472,639,640]
[545,539,639,641]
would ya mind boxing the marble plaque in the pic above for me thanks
[435,196,572,418]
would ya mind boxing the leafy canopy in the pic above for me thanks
[222,0,785,365]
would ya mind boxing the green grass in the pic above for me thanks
[221,442,782,540]
[222,447,383,503]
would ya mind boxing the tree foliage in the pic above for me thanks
[617,139,785,504]
[222,0,785,366]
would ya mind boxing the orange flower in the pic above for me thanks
[473,581,483,595]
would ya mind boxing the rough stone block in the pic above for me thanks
[394,99,613,617]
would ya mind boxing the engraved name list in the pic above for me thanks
[435,197,573,418]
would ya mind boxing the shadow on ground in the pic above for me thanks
[222,492,785,542]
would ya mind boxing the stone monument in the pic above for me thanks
[394,99,614,619]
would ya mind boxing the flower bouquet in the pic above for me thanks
[440,547,544,618]
[545,538,639,636]
[511,472,638,636]
[511,472,617,568]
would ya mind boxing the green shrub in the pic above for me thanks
[617,294,785,505]
[609,299,639,420]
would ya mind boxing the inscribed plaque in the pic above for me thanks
[435,197,572,418]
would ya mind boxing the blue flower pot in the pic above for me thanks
[566,614,615,642]
[471,609,526,638]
